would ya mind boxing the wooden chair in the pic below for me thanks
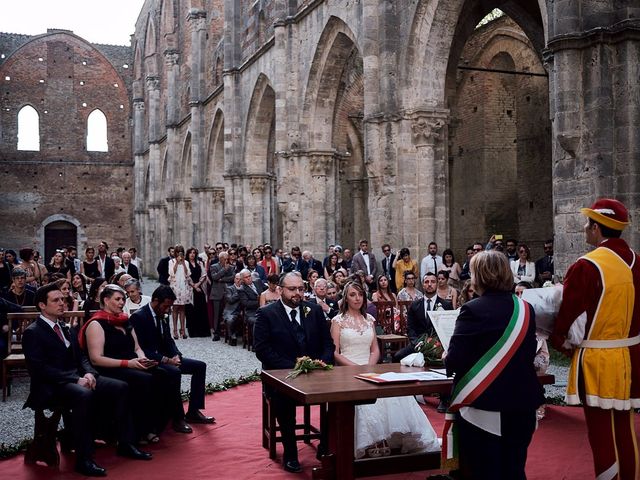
[261,391,326,460]
[373,301,409,362]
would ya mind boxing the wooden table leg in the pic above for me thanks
[328,401,355,479]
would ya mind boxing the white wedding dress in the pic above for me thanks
[332,313,441,459]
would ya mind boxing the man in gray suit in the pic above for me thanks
[350,239,378,292]
[209,251,235,341]
[223,273,243,346]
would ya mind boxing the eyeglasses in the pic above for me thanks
[216,246,223,250]
[283,286,305,292]
[382,249,390,253]
[55,249,65,253]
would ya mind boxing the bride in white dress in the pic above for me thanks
[330,281,441,459]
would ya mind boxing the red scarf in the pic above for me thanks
[78,309,129,350]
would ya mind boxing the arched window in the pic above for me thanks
[17,105,40,151]
[86,109,108,152]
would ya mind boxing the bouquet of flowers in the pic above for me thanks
[414,334,444,367]
[286,356,333,379]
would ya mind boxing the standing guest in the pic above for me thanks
[168,245,192,340]
[551,199,640,479]
[510,243,536,285]
[380,244,397,293]
[342,248,354,274]
[5,249,19,269]
[246,254,267,282]
[259,246,280,276]
[121,252,140,280]
[351,239,378,292]
[458,245,476,282]
[81,284,173,446]
[396,271,423,302]
[324,253,340,281]
[505,238,519,262]
[440,248,461,290]
[392,247,419,293]
[254,272,335,473]
[282,246,303,273]
[96,241,115,281]
[67,246,81,275]
[444,250,543,479]
[81,247,101,282]
[185,247,209,337]
[238,268,263,330]
[129,247,143,274]
[156,246,175,286]
[71,272,89,307]
[535,239,554,285]
[18,248,42,288]
[112,254,126,276]
[209,251,235,341]
[47,250,72,282]
[1,268,36,307]
[23,283,152,477]
[436,270,458,309]
[321,245,336,268]
[130,286,214,433]
[259,274,281,307]
[123,279,151,315]
[420,242,443,280]
[299,251,323,283]
[223,273,243,346]
[0,249,11,290]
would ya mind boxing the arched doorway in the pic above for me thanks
[447,11,552,257]
[44,221,77,263]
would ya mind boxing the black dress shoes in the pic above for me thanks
[212,334,221,341]
[283,459,302,473]
[75,458,107,477]
[185,410,215,424]
[172,418,193,433]
[116,443,153,460]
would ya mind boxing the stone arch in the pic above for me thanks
[144,15,159,76]
[206,109,224,186]
[448,14,552,257]
[302,15,361,149]
[37,214,87,264]
[244,73,275,174]
[181,131,192,192]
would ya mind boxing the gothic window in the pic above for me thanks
[17,105,40,151]
[86,109,108,152]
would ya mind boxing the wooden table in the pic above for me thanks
[261,364,555,480]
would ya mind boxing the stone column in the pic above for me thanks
[410,110,449,255]
[248,175,270,245]
[164,51,180,126]
[308,152,336,253]
[212,188,225,241]
[347,178,367,245]
[145,76,164,262]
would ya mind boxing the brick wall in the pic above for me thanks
[0,31,134,255]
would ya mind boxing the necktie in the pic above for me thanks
[156,315,163,338]
[432,256,438,274]
[426,298,432,311]
[290,309,306,349]
[53,323,66,344]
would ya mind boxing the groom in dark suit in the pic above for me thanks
[254,272,335,473]
[130,285,214,432]
[23,283,151,477]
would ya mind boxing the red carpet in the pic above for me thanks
[2,382,639,479]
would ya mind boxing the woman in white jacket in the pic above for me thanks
[510,243,536,284]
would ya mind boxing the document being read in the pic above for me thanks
[427,309,460,351]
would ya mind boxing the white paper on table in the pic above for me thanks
[427,309,460,351]
[377,371,447,382]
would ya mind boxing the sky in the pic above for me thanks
[0,0,146,45]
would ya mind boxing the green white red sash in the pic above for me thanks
[441,295,530,470]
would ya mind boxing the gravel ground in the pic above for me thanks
[0,277,569,448]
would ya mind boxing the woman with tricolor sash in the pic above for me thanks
[443,250,544,479]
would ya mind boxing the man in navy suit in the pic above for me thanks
[130,285,214,433]
[23,283,151,477]
[156,246,175,285]
[254,272,335,473]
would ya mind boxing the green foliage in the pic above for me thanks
[0,438,31,459]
